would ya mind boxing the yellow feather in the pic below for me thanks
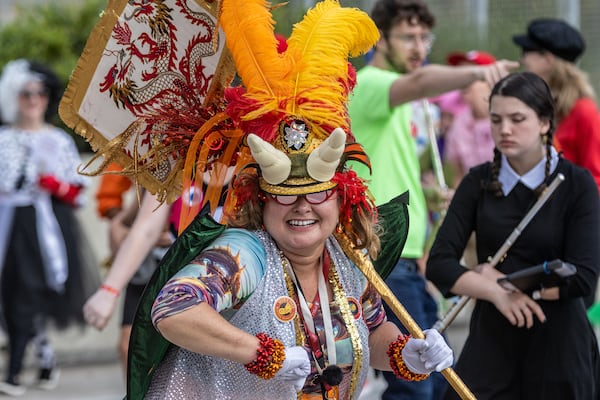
[220,0,292,96]
[286,0,379,136]
[220,0,379,139]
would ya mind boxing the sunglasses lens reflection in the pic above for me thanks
[270,189,334,205]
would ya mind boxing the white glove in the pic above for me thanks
[401,329,453,374]
[274,346,311,391]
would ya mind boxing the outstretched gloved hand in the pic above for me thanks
[402,329,453,374]
[275,346,311,392]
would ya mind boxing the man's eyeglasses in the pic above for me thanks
[266,189,336,206]
[389,33,436,53]
[19,89,49,100]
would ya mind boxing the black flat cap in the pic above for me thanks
[513,18,585,62]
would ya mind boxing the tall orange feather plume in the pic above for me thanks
[221,0,379,142]
[286,0,379,139]
[220,0,293,110]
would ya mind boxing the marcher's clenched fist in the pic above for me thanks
[402,329,453,374]
[275,346,311,391]
[83,287,120,330]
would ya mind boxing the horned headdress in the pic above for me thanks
[219,0,379,231]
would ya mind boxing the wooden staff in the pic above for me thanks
[433,173,565,333]
[334,232,476,400]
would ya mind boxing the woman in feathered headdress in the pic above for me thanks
[127,1,453,399]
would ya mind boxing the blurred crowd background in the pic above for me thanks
[0,1,597,397]
[2,1,600,109]
[1,0,598,330]
[1,0,598,327]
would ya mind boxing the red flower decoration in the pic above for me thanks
[332,169,376,223]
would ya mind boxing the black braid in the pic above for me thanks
[533,132,558,197]
[483,148,503,197]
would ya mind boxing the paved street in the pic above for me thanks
[0,321,124,398]
[7,311,126,399]
[5,308,470,399]
[13,361,124,400]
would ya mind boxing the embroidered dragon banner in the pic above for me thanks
[59,0,235,203]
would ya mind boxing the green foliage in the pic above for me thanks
[0,0,107,150]
[0,0,107,81]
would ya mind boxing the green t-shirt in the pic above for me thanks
[348,66,426,259]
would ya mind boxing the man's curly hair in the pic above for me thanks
[370,0,435,39]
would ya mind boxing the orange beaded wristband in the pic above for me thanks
[387,335,429,382]
[100,284,120,296]
[244,333,286,380]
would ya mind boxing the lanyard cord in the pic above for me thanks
[282,252,337,373]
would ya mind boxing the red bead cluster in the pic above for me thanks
[232,172,261,210]
[244,333,286,380]
[331,170,376,225]
[387,335,429,382]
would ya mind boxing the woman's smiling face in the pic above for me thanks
[262,190,340,259]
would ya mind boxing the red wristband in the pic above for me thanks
[244,333,285,380]
[388,335,429,381]
[100,284,120,296]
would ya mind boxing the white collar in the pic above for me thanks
[498,147,559,196]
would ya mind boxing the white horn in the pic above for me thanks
[247,134,291,185]
[306,128,346,182]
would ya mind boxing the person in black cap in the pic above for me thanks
[513,18,600,309]
[513,18,585,63]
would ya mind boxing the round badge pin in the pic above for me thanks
[273,296,297,322]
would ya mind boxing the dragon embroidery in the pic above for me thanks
[93,0,232,189]
[100,0,217,115]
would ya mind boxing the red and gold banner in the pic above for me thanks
[60,0,235,203]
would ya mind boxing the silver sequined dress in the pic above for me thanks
[146,230,372,400]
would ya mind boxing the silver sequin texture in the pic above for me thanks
[146,231,371,399]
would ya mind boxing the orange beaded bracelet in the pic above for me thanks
[244,333,286,380]
[387,335,429,382]
[100,284,120,296]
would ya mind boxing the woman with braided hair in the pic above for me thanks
[513,18,600,309]
[426,72,600,399]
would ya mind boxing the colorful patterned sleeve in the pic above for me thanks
[151,229,266,326]
[361,281,386,332]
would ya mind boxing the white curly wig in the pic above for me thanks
[0,59,44,124]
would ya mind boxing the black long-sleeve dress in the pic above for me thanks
[427,158,600,400]
[0,126,100,382]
